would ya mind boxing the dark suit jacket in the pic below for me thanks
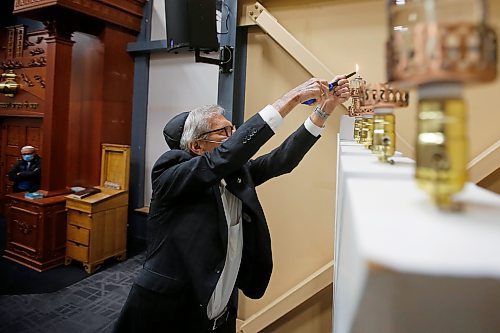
[135,112,320,322]
[7,155,41,193]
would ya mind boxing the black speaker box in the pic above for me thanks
[165,0,219,51]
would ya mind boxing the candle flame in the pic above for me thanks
[356,64,359,74]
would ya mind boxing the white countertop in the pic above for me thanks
[334,119,500,333]
[346,178,500,278]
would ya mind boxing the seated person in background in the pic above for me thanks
[8,145,41,193]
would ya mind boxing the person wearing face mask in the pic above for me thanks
[8,145,42,193]
[113,76,350,333]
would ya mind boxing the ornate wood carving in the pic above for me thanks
[13,218,37,235]
[0,27,48,117]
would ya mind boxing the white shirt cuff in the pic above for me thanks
[304,116,324,137]
[258,105,283,133]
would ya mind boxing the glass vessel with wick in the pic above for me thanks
[348,64,373,136]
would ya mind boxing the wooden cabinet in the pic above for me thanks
[65,189,128,273]
[64,144,130,273]
[3,193,67,271]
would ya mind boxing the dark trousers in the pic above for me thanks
[113,284,236,333]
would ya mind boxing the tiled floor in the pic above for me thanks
[0,253,144,333]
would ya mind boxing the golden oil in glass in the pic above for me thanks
[372,109,396,164]
[354,117,363,143]
[416,83,467,209]
[361,115,374,149]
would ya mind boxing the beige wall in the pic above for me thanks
[238,0,500,332]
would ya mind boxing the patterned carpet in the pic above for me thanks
[0,253,144,333]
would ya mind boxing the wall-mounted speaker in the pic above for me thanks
[165,0,219,51]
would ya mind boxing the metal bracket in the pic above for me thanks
[195,46,234,73]
[248,1,334,79]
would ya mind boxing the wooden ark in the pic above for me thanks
[1,1,145,271]
[65,144,130,273]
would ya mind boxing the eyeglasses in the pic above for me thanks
[197,125,235,140]
[21,153,34,155]
[199,138,229,144]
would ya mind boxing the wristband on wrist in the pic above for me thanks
[314,105,330,120]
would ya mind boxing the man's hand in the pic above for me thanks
[272,78,330,118]
[326,75,350,110]
[309,75,351,128]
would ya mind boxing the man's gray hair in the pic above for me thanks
[180,105,225,152]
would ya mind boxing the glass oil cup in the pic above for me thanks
[416,83,467,209]
[372,109,396,164]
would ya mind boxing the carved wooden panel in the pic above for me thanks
[4,193,67,271]
[8,204,40,258]
[0,26,47,116]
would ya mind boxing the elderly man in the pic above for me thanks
[114,76,350,333]
[8,145,41,193]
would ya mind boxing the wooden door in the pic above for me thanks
[0,117,43,213]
